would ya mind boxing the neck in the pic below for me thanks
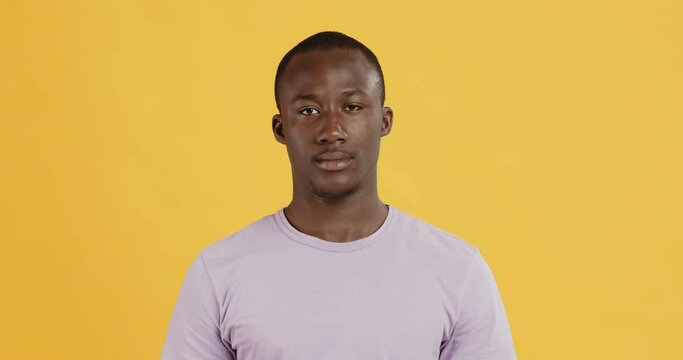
[283,181,388,243]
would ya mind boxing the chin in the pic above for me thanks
[310,180,361,200]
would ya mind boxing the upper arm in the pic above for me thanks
[439,251,517,360]
[161,251,236,360]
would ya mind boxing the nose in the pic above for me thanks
[316,109,348,144]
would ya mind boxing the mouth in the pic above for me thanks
[315,158,353,171]
[315,151,353,171]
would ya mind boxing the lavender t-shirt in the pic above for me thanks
[161,205,516,359]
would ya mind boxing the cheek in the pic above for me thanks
[286,142,305,161]
[285,138,312,167]
[359,119,383,144]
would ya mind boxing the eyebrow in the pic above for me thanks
[341,89,366,97]
[292,93,318,103]
[291,89,367,104]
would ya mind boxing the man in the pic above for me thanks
[161,31,516,359]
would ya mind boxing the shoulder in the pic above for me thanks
[198,210,282,270]
[391,206,480,259]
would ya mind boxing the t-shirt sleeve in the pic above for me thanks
[439,250,517,360]
[161,250,236,360]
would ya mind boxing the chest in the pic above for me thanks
[221,259,449,359]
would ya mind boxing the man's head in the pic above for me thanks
[272,31,393,200]
[274,31,386,111]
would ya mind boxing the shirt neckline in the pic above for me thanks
[274,204,395,252]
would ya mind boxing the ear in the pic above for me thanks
[380,106,393,137]
[272,114,287,144]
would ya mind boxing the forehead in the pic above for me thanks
[279,48,381,101]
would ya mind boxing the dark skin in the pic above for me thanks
[272,48,393,243]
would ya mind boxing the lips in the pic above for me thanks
[316,151,352,161]
[315,151,353,171]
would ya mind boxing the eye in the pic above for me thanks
[298,107,319,115]
[344,104,363,112]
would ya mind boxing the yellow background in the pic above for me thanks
[1,1,681,359]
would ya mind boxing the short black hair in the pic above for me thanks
[274,31,385,110]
